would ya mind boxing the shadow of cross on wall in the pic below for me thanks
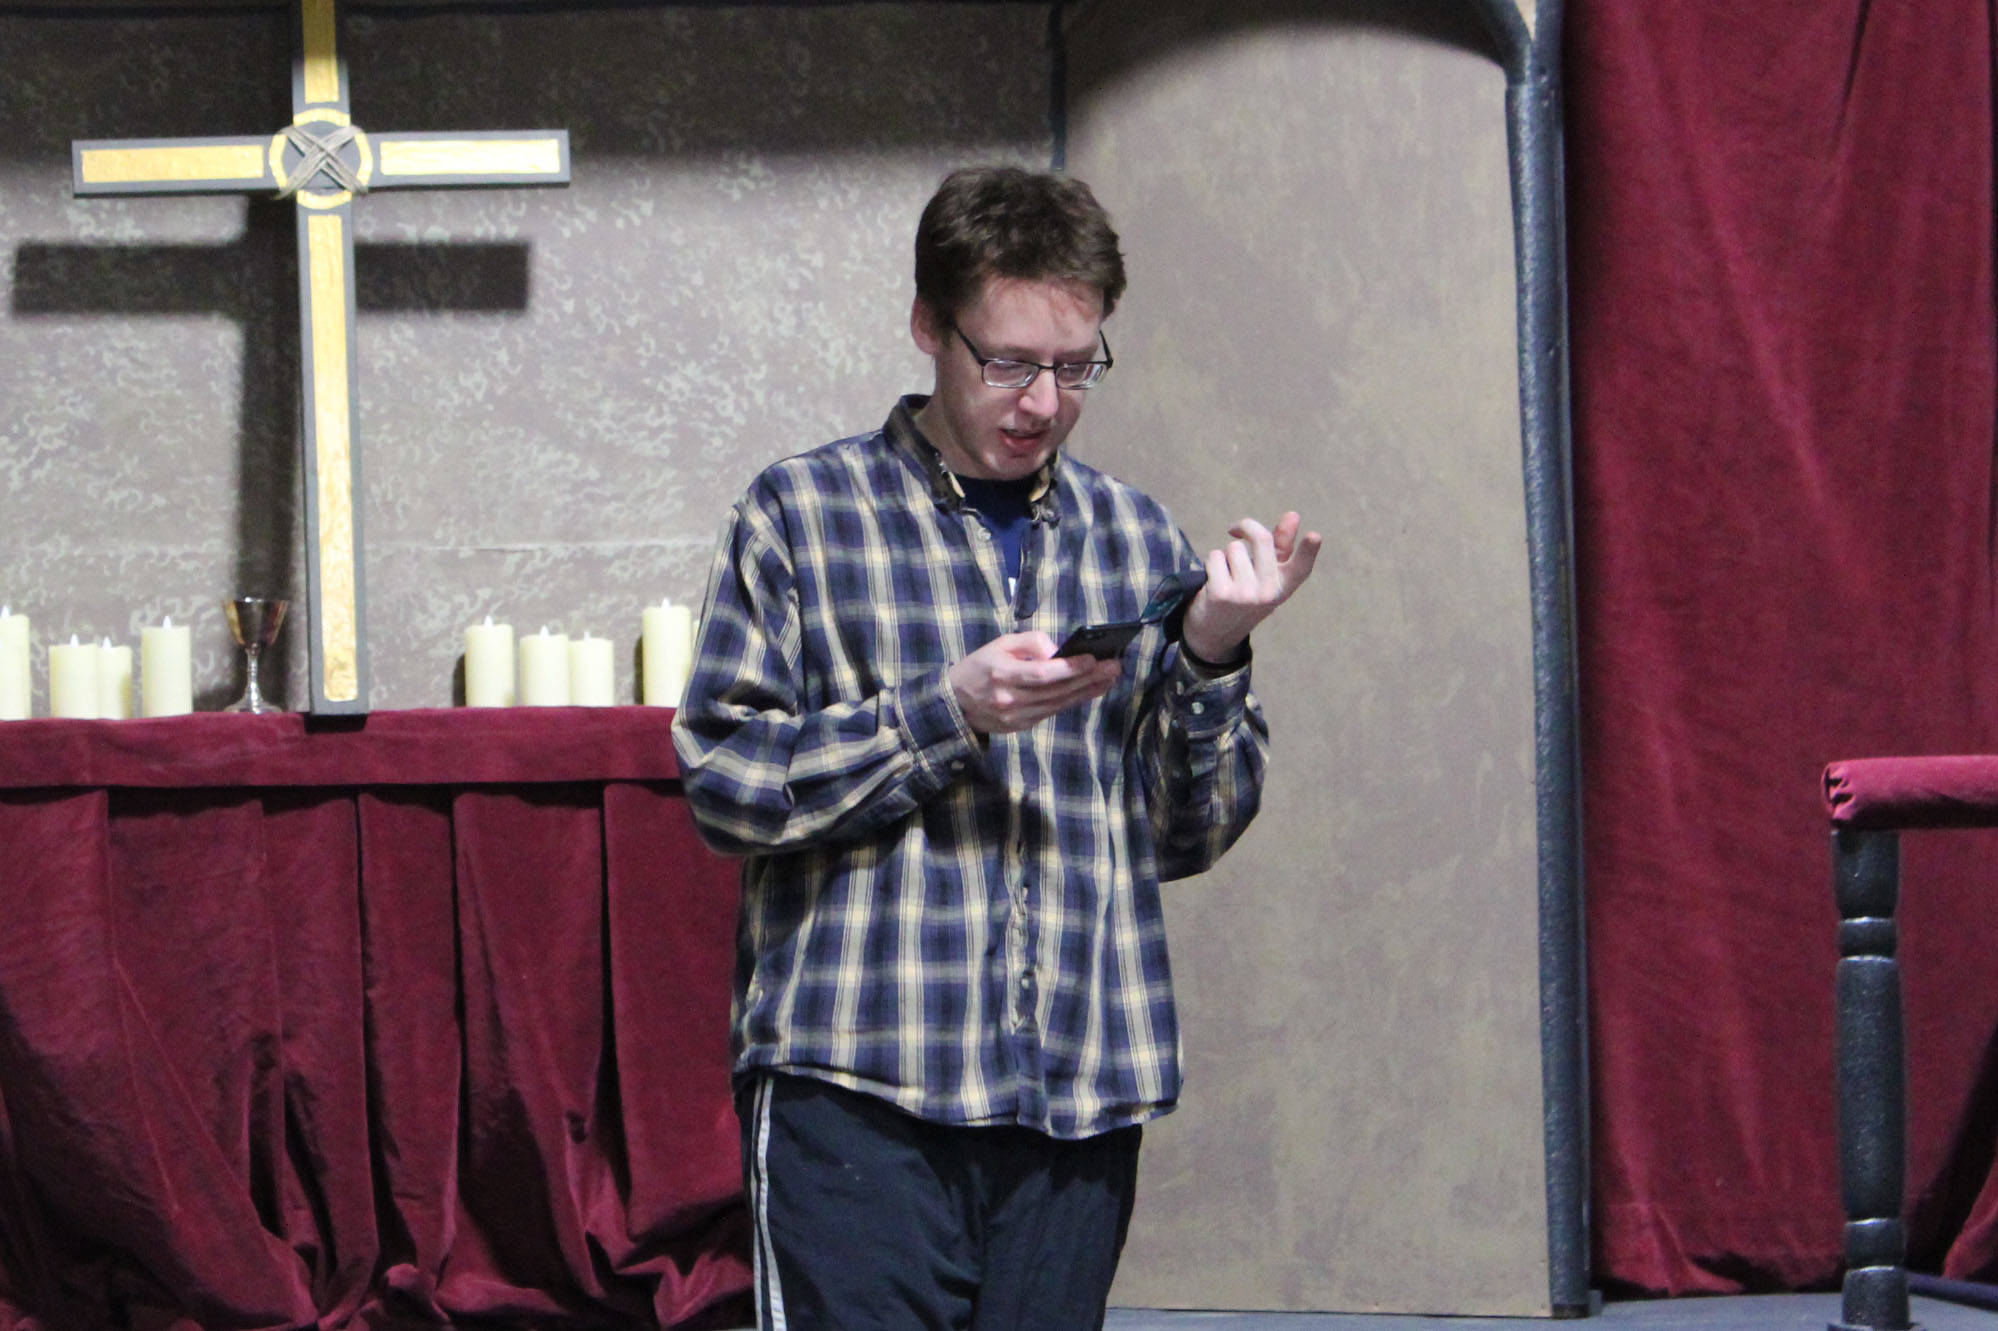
[64,0,569,715]
[9,205,531,711]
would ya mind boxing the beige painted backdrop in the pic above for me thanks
[1064,0,1552,1315]
[1,0,1551,1317]
[0,4,1048,709]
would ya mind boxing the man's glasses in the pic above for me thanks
[951,323,1113,391]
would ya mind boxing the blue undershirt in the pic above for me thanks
[954,474,1037,591]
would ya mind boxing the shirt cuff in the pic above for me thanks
[894,666,984,788]
[1167,642,1252,736]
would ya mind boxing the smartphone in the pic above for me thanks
[1054,568,1208,660]
[1055,620,1147,660]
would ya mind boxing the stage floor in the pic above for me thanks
[1103,1294,1994,1330]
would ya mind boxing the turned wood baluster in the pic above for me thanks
[1831,826,1915,1331]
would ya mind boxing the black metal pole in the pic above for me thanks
[1831,826,1915,1331]
[1470,0,1588,1314]
[1047,0,1068,171]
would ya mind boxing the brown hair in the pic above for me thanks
[914,166,1127,324]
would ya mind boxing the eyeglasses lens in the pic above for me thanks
[983,362,1038,390]
[979,362,1105,390]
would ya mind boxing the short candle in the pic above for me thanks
[49,636,101,720]
[518,627,571,707]
[642,598,694,708]
[465,615,516,707]
[569,633,615,707]
[141,616,194,718]
[98,639,134,720]
[0,607,29,720]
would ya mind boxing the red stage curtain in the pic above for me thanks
[1567,0,1998,1294]
[0,711,751,1330]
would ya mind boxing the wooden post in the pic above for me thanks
[1831,826,1916,1331]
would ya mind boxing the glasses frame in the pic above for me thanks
[950,322,1114,391]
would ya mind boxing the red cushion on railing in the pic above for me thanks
[1823,755,1998,828]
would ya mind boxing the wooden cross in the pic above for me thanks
[70,0,570,715]
[14,223,535,707]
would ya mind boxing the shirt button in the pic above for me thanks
[975,527,991,540]
[1189,701,1206,715]
[950,759,966,772]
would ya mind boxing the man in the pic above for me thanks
[671,166,1319,1330]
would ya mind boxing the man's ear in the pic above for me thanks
[910,298,945,358]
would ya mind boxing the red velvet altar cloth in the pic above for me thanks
[1824,757,1998,830]
[0,709,752,1331]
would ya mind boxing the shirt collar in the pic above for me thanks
[886,395,1062,521]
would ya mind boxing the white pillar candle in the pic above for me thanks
[0,607,28,720]
[464,615,516,707]
[518,627,571,707]
[141,616,194,718]
[97,639,134,720]
[569,632,615,707]
[641,598,695,707]
[49,636,101,719]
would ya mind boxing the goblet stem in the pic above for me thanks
[244,644,263,712]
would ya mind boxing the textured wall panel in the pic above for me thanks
[3,1,1555,1318]
[1065,0,1552,1314]
[1,5,1048,710]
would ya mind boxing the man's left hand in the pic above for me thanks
[1179,511,1323,666]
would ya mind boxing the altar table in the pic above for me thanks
[0,709,752,1330]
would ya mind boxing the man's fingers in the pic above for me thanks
[1039,667,1119,713]
[1223,517,1288,589]
[994,630,1059,661]
[1244,518,1281,583]
[1006,653,1107,689]
[998,650,1118,691]
[954,633,1121,736]
[1281,529,1324,591]
[986,658,1120,732]
[1227,517,1273,543]
[1036,658,1121,696]
[1225,539,1256,585]
[1205,545,1233,590]
[1272,511,1303,561]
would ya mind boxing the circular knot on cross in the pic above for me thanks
[278,123,368,198]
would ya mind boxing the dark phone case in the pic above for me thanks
[1055,621,1145,660]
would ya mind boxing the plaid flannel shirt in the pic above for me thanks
[671,397,1268,1139]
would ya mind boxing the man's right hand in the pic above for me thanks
[948,631,1122,736]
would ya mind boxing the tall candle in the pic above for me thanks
[49,636,100,719]
[97,639,134,720]
[518,627,570,707]
[465,615,516,707]
[641,598,694,707]
[0,607,28,720]
[141,616,193,717]
[569,632,615,707]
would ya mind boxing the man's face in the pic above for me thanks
[912,275,1106,482]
